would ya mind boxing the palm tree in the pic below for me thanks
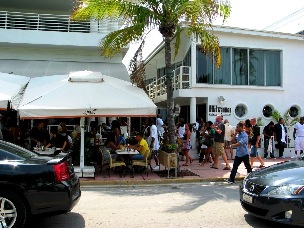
[72,0,231,145]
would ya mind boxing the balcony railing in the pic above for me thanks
[0,10,120,33]
[146,66,191,99]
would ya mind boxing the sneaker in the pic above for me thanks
[153,165,160,171]
[224,178,234,184]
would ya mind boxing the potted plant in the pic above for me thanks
[160,143,178,153]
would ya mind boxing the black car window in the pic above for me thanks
[0,142,37,159]
[0,149,24,160]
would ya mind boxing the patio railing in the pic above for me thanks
[0,10,120,33]
[146,66,191,99]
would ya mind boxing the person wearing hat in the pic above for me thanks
[262,121,275,158]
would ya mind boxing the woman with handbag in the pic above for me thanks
[200,121,215,166]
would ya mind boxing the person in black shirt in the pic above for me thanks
[249,118,265,168]
[263,121,274,158]
[46,128,68,151]
[30,121,50,149]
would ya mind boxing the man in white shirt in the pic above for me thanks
[224,119,234,160]
[148,118,160,170]
[293,117,304,159]
[156,114,165,139]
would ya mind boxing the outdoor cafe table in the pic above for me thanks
[115,149,140,177]
[33,148,62,156]
[115,149,140,156]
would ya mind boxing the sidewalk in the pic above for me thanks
[80,157,290,186]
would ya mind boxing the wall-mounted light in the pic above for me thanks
[218,96,225,104]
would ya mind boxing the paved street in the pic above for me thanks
[26,183,295,228]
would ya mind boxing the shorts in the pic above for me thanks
[295,137,304,151]
[224,140,232,147]
[182,140,192,150]
[250,145,258,157]
[214,142,224,156]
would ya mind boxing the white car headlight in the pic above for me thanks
[267,185,304,196]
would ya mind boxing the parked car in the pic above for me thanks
[240,158,304,226]
[0,140,81,228]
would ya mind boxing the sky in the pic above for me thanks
[122,0,304,68]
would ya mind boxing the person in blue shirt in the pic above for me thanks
[225,122,252,184]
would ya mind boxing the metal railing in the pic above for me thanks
[146,66,191,99]
[0,10,120,33]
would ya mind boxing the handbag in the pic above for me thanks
[202,137,211,147]
[199,136,206,144]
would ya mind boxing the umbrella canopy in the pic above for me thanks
[18,71,157,118]
[18,71,157,172]
[0,72,30,110]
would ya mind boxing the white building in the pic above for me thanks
[145,26,304,126]
[144,26,304,156]
[0,0,129,81]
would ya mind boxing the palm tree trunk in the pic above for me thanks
[164,36,175,145]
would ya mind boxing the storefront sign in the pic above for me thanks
[208,105,231,116]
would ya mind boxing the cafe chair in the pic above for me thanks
[105,150,126,177]
[98,147,108,174]
[131,149,151,177]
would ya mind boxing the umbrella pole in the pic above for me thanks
[80,117,85,173]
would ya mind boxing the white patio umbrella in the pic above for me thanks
[18,71,157,171]
[0,72,30,110]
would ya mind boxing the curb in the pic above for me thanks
[80,176,245,186]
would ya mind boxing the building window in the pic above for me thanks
[263,105,274,118]
[235,104,247,118]
[232,48,248,85]
[289,105,300,118]
[196,46,281,87]
[214,48,231,84]
[196,47,213,83]
[249,50,264,86]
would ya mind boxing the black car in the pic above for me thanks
[0,140,81,228]
[240,158,304,226]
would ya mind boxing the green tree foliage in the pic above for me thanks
[271,109,299,126]
[72,0,231,144]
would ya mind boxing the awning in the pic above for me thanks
[0,60,130,82]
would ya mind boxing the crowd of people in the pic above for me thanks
[1,110,304,179]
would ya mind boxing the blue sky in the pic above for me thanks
[122,0,304,67]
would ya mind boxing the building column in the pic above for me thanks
[190,97,196,124]
[190,39,197,86]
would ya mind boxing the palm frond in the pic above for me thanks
[99,24,145,57]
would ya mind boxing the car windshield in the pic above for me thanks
[0,141,37,160]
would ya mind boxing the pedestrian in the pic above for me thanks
[249,118,265,168]
[224,119,234,160]
[176,117,185,161]
[201,121,215,166]
[148,118,160,170]
[263,121,275,158]
[273,118,287,158]
[293,117,304,159]
[181,123,193,166]
[210,115,231,170]
[225,122,252,184]
[156,114,165,140]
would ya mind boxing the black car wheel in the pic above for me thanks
[0,191,27,228]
